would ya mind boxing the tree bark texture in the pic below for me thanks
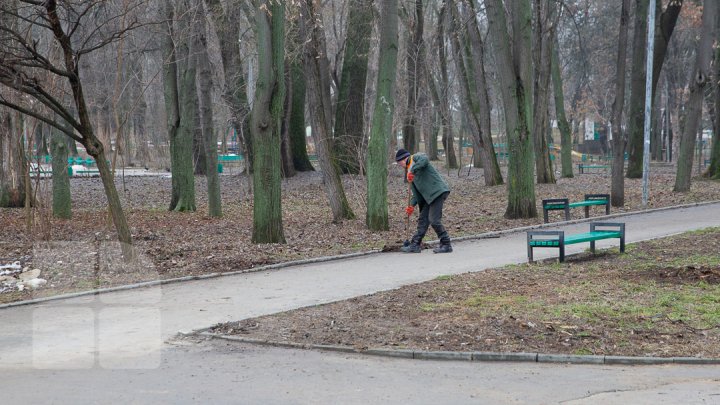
[402,0,425,155]
[626,0,649,178]
[195,0,222,217]
[288,60,315,172]
[251,0,286,243]
[551,39,573,178]
[334,0,372,174]
[280,63,297,179]
[451,0,502,186]
[50,127,71,219]
[433,0,457,170]
[0,110,26,208]
[169,0,196,212]
[299,0,356,223]
[486,0,537,219]
[610,0,632,207]
[674,0,718,192]
[206,0,253,172]
[532,0,556,184]
[366,0,398,231]
[707,25,720,179]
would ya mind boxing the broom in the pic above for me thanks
[381,179,414,252]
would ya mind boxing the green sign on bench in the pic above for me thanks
[542,194,610,223]
[527,222,625,262]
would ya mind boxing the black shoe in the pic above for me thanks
[433,244,453,253]
[400,243,422,253]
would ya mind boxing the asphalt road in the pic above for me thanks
[2,202,720,403]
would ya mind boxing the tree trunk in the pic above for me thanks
[551,39,573,178]
[0,110,26,208]
[402,0,425,155]
[366,0,398,231]
[610,0,631,207]
[450,0,502,186]
[300,0,355,223]
[251,0,286,243]
[334,0,372,174]
[195,0,222,217]
[50,126,71,219]
[434,1,457,170]
[170,0,198,212]
[288,59,314,172]
[706,26,720,179]
[206,0,253,172]
[532,0,556,184]
[486,0,537,219]
[280,64,297,179]
[626,0,649,178]
[674,0,718,192]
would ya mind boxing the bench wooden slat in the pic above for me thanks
[568,200,608,208]
[564,231,621,244]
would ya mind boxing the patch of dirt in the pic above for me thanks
[211,230,720,358]
[1,163,719,304]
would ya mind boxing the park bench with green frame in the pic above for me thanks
[541,193,610,223]
[577,163,609,173]
[526,222,625,262]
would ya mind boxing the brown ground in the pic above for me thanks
[211,229,720,358]
[1,162,719,305]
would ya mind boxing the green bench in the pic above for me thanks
[577,164,609,173]
[542,193,610,223]
[527,222,625,262]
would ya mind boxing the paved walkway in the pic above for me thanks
[2,202,720,403]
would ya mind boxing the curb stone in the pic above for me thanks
[1,200,719,310]
[199,331,720,366]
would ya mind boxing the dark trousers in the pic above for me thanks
[412,191,450,245]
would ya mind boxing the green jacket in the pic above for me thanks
[407,153,450,206]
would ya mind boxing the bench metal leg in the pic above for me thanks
[564,206,570,221]
[527,233,534,262]
[584,206,590,218]
[605,202,610,215]
[590,240,595,254]
[559,243,565,262]
[543,209,549,224]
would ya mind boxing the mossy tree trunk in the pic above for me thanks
[299,0,355,223]
[288,59,314,172]
[551,39,573,179]
[626,0,649,179]
[366,0,398,231]
[610,0,631,207]
[674,0,717,192]
[50,126,71,219]
[334,0,372,174]
[251,0,286,243]
[486,0,537,219]
[195,0,221,217]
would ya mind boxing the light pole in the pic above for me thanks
[642,0,657,206]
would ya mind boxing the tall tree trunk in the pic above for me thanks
[334,0,372,174]
[450,0,502,186]
[169,0,197,212]
[532,0,556,184]
[674,0,718,192]
[706,25,720,179]
[206,0,253,172]
[251,0,286,243]
[611,0,632,207]
[434,0,457,170]
[551,39,573,178]
[280,63,297,178]
[288,59,314,172]
[366,0,398,231]
[50,126,71,219]
[626,0,649,178]
[402,0,424,155]
[650,0,683,161]
[299,0,355,223]
[195,0,221,217]
[486,0,537,219]
[0,110,26,208]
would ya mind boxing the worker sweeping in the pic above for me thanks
[395,148,452,253]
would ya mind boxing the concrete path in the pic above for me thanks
[1,203,720,403]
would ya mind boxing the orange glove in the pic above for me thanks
[405,206,414,216]
[406,172,415,182]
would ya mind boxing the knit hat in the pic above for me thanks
[395,148,411,162]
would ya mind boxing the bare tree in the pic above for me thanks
[0,0,147,246]
[610,0,631,207]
